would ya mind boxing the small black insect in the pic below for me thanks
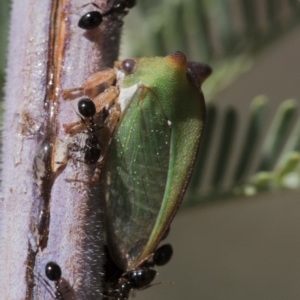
[110,269,157,300]
[103,244,173,299]
[78,9,103,30]
[77,98,103,164]
[151,244,173,267]
[78,0,136,30]
[44,262,66,300]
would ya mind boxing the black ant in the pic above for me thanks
[77,98,102,165]
[64,97,104,184]
[62,69,120,184]
[78,0,136,30]
[44,262,66,300]
[30,261,69,300]
[103,244,173,299]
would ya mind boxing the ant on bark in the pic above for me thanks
[63,69,120,185]
[78,0,136,30]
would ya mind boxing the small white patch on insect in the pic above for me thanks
[116,69,139,112]
[118,84,139,112]
[167,120,172,127]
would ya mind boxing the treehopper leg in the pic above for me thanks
[62,69,116,100]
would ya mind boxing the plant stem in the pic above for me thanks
[0,0,121,298]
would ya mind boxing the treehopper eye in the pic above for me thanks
[103,51,212,271]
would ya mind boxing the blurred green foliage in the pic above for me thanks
[0,0,10,104]
[121,0,300,98]
[123,0,300,60]
[185,97,300,207]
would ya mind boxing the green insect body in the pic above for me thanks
[103,51,211,271]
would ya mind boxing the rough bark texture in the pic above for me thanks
[0,0,122,298]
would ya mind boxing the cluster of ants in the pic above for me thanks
[60,0,138,185]
[71,0,137,168]
[36,1,174,299]
[41,243,172,299]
